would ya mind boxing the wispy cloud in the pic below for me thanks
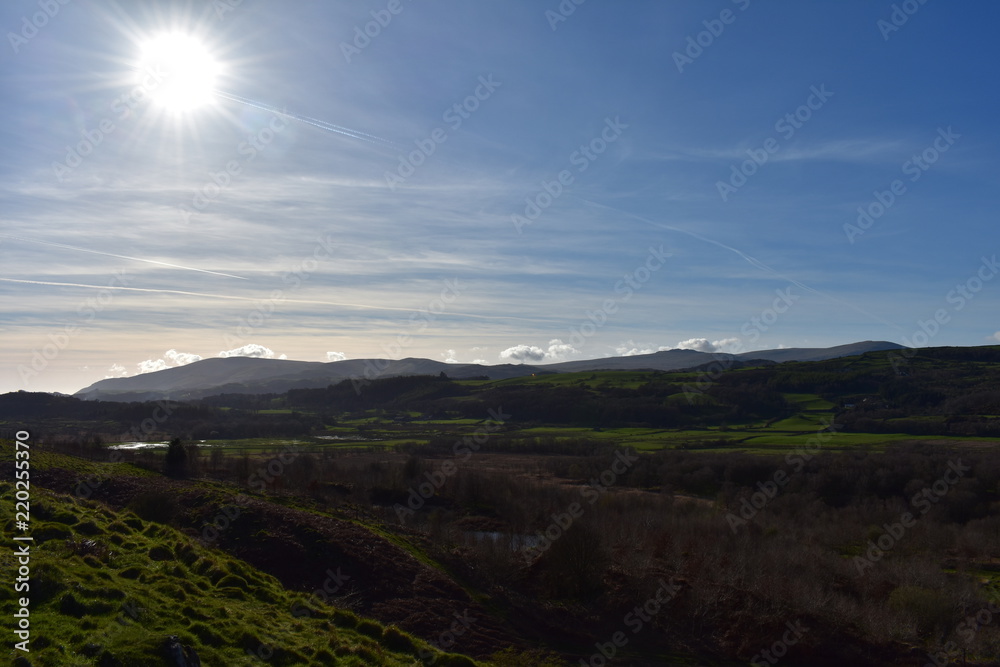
[0,234,247,280]
[644,138,906,165]
[770,139,907,163]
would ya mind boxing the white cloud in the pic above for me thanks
[992,332,1000,343]
[442,347,490,365]
[165,349,203,366]
[615,340,671,357]
[545,338,579,361]
[326,351,347,362]
[671,337,741,354]
[499,345,545,363]
[617,346,651,356]
[138,358,169,374]
[135,348,204,375]
[218,344,278,359]
[499,339,579,364]
[105,363,128,379]
[614,338,746,357]
[673,338,715,353]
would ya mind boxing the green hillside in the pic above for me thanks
[0,444,483,667]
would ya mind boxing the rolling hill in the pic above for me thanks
[73,341,905,402]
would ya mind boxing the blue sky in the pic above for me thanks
[1,0,998,394]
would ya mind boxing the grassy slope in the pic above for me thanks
[0,444,481,667]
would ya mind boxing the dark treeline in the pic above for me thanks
[286,373,470,415]
[0,391,318,441]
[6,346,1000,440]
[278,373,793,428]
[277,346,1000,435]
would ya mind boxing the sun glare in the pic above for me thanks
[137,33,220,113]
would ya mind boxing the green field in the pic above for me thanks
[61,351,1000,457]
[185,387,1000,456]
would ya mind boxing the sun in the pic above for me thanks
[136,33,220,113]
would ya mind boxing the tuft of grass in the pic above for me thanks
[356,618,384,639]
[382,625,419,654]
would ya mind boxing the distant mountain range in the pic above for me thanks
[73,341,906,402]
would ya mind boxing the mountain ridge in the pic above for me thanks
[73,340,905,402]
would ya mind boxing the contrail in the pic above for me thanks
[578,198,903,331]
[0,235,246,280]
[220,91,396,146]
[0,278,561,325]
[213,90,400,149]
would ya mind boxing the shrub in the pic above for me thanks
[888,585,955,636]
[165,438,188,478]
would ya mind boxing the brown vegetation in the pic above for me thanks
[42,438,1000,666]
